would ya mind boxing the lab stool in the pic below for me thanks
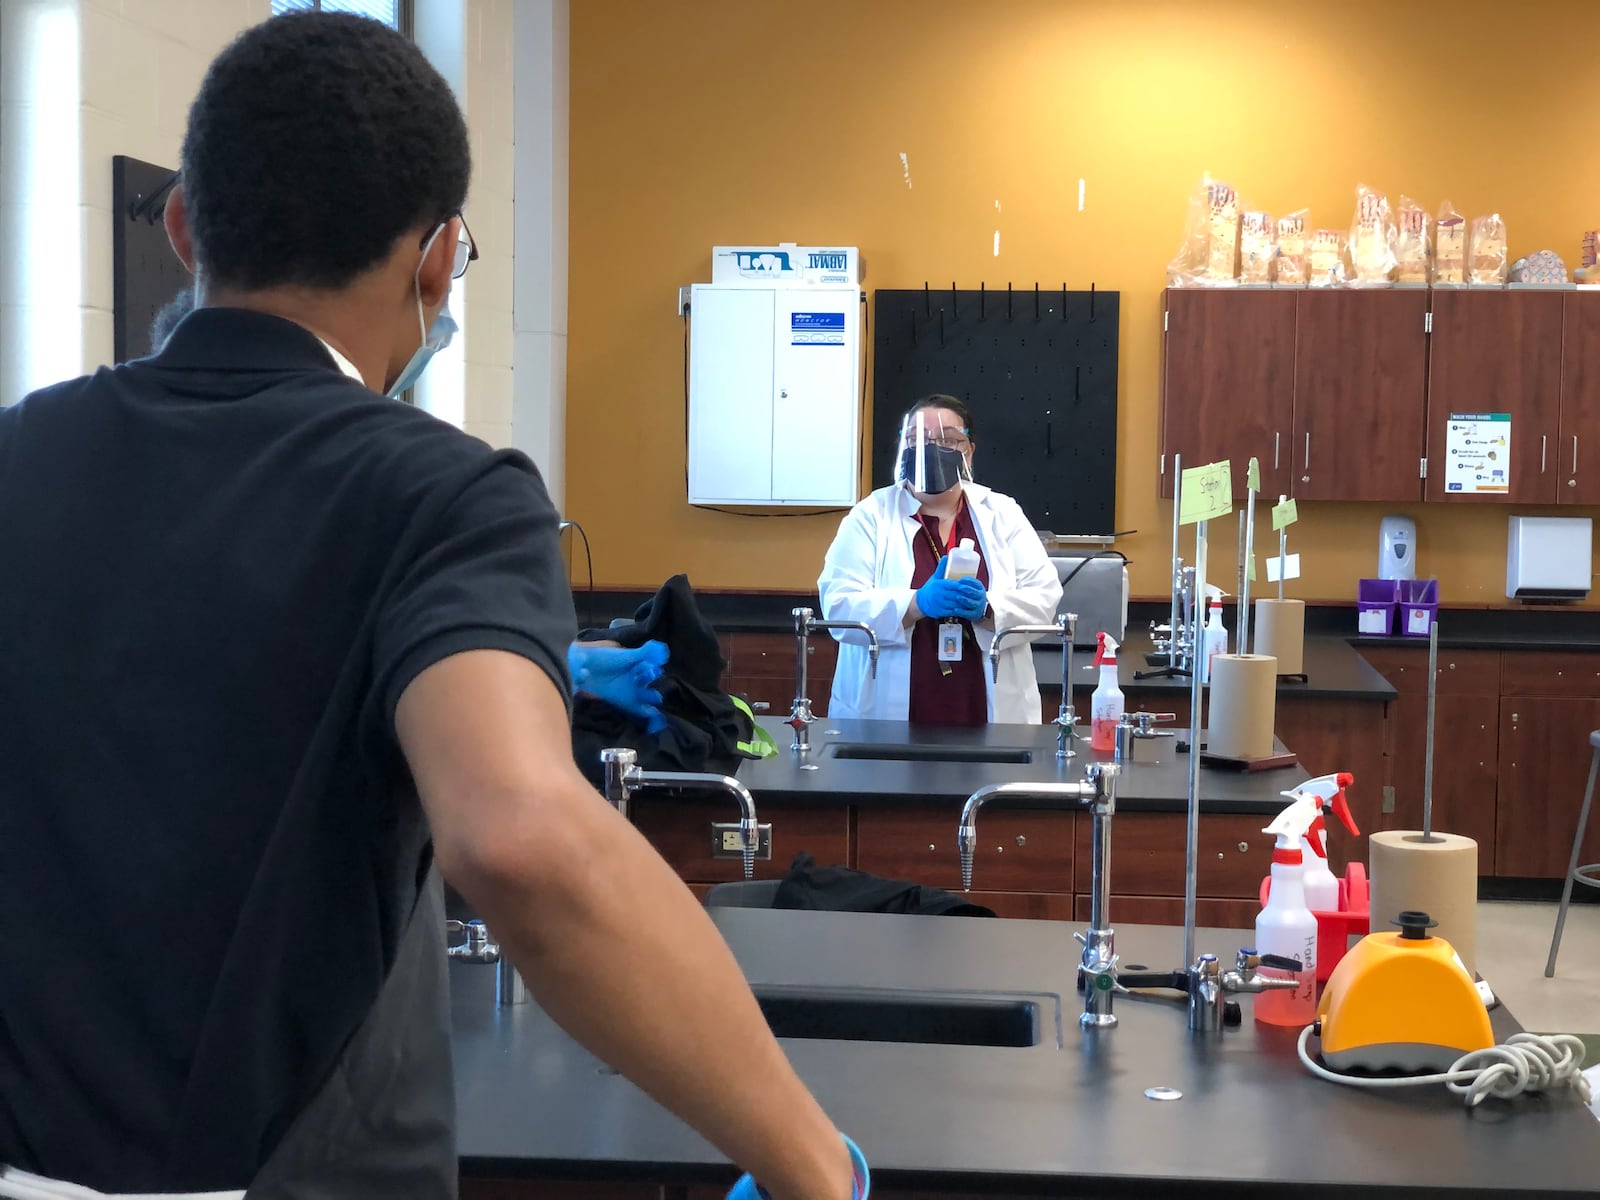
[705,879,781,909]
[1544,729,1600,977]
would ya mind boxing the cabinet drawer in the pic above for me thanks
[1074,893,1259,930]
[633,799,848,884]
[970,891,1076,921]
[1357,647,1501,696]
[1500,650,1600,699]
[856,807,1075,893]
[1080,813,1273,898]
[727,632,839,677]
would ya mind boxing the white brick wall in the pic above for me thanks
[0,0,524,455]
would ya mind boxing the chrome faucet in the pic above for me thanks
[990,612,1079,758]
[788,606,878,754]
[958,763,1121,1028]
[1185,950,1302,1032]
[601,746,761,879]
[446,919,527,1008]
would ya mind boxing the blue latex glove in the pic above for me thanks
[567,640,669,732]
[916,557,988,623]
[726,1134,870,1200]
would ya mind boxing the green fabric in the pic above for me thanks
[730,696,779,758]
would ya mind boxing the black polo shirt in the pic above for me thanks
[0,308,576,1190]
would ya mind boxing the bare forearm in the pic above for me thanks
[449,793,851,1200]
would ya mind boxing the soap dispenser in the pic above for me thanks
[1379,516,1416,582]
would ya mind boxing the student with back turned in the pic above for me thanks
[0,13,864,1200]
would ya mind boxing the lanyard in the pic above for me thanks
[921,504,963,563]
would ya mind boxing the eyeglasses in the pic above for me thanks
[424,213,479,280]
[907,424,970,450]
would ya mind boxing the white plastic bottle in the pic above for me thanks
[1201,586,1228,684]
[1254,792,1321,1027]
[1090,632,1124,753]
[1292,772,1359,912]
[946,537,980,581]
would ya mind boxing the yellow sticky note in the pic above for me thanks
[1272,498,1299,530]
[1246,457,1261,493]
[1246,553,1257,582]
[1179,461,1233,525]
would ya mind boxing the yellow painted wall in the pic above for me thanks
[567,0,1600,604]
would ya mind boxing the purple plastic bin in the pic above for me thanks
[1357,579,1399,636]
[1399,578,1439,637]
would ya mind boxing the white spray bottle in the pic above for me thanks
[1090,633,1124,753]
[1287,772,1360,912]
[1254,790,1322,1027]
[1201,585,1228,683]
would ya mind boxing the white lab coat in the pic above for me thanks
[818,481,1063,724]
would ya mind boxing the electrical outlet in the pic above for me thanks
[1382,785,1396,815]
[677,285,692,316]
[710,822,772,860]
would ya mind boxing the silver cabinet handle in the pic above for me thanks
[1274,431,1281,470]
[1541,434,1548,473]
[1574,435,1580,475]
[1304,433,1311,471]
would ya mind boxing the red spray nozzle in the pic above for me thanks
[1093,631,1118,666]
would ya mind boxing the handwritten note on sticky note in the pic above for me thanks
[1179,461,1234,525]
[1272,498,1299,530]
[1246,457,1261,493]
[1265,553,1302,583]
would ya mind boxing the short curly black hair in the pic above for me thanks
[180,11,470,292]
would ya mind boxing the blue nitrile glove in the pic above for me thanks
[915,555,966,620]
[726,1134,870,1200]
[951,577,987,622]
[567,640,669,732]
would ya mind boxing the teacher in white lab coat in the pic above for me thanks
[818,395,1063,725]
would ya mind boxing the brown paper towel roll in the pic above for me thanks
[1255,598,1305,674]
[1207,654,1278,759]
[1368,831,1479,976]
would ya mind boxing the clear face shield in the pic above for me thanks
[894,412,973,495]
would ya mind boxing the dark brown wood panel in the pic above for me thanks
[1496,697,1600,877]
[1074,893,1259,929]
[1425,289,1563,503]
[856,807,1075,893]
[1292,290,1428,501]
[1499,650,1600,699]
[633,799,849,884]
[1559,293,1600,504]
[1160,289,1297,500]
[1078,812,1274,898]
[1383,694,1499,874]
[1271,697,1389,871]
[1357,646,1502,697]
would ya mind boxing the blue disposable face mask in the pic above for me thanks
[387,223,459,398]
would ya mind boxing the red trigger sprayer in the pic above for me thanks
[1287,772,1358,912]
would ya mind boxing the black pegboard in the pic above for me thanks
[872,285,1119,537]
[112,156,190,363]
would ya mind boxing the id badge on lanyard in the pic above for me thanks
[926,518,967,674]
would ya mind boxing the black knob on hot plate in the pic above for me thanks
[1393,911,1438,940]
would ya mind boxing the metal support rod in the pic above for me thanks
[1277,495,1287,602]
[1240,484,1257,654]
[991,614,1078,757]
[1183,519,1208,972]
[787,607,877,754]
[1422,617,1440,841]
[1169,454,1183,668]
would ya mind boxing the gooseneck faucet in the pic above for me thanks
[788,606,878,754]
[601,746,760,879]
[990,612,1079,758]
[958,763,1121,1028]
[446,919,527,1009]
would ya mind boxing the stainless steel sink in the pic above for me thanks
[826,743,1034,765]
[752,986,1047,1047]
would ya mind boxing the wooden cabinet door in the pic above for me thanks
[1291,290,1428,501]
[1496,697,1600,878]
[1080,813,1275,898]
[856,807,1075,894]
[1383,694,1499,874]
[1558,292,1600,505]
[1425,290,1563,503]
[632,799,850,884]
[1160,289,1297,500]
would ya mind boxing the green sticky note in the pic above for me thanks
[1246,553,1257,582]
[1179,461,1234,525]
[1246,457,1261,492]
[1272,497,1299,530]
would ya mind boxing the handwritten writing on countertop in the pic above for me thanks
[1179,461,1233,525]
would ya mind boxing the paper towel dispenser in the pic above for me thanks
[1507,516,1592,601]
[1051,553,1129,646]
